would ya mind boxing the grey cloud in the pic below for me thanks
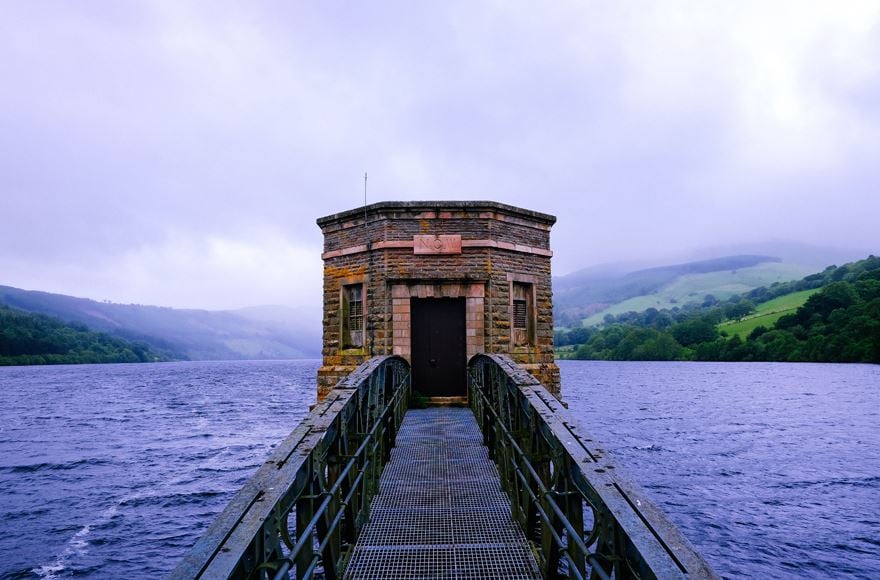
[1,2,878,308]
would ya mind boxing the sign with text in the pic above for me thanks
[413,234,462,255]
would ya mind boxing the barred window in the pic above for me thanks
[343,284,364,348]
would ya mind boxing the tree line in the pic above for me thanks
[556,256,880,364]
[0,305,169,366]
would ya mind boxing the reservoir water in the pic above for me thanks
[0,360,877,579]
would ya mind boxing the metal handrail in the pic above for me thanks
[171,356,410,580]
[468,354,717,580]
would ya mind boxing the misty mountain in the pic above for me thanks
[0,305,171,365]
[555,255,778,304]
[683,240,872,269]
[0,285,321,360]
[553,255,816,327]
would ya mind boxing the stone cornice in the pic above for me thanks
[321,239,553,260]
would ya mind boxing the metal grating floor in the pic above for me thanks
[345,407,541,579]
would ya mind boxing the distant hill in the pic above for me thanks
[685,240,872,270]
[554,255,814,327]
[0,286,321,360]
[0,305,170,365]
[557,255,880,364]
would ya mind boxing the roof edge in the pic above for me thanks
[316,200,557,227]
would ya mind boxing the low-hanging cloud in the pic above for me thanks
[1,1,878,310]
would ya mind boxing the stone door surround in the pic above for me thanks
[391,282,485,362]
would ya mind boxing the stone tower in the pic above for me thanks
[316,201,560,400]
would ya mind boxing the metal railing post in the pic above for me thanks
[467,354,717,580]
[170,356,410,580]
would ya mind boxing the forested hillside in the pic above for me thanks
[556,256,880,363]
[0,285,320,360]
[0,306,169,365]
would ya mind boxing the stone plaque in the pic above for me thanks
[413,234,462,255]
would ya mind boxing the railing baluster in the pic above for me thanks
[468,354,717,580]
[174,353,715,579]
[171,356,410,580]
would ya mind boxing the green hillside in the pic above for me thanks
[579,262,814,326]
[555,256,780,325]
[557,255,880,364]
[0,285,321,360]
[0,305,168,365]
[718,289,819,338]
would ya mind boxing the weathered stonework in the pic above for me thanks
[316,201,560,400]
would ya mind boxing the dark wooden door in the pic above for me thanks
[411,298,466,397]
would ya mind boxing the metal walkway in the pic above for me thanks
[344,407,541,579]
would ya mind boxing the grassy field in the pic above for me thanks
[581,262,815,326]
[717,288,820,338]
[554,345,578,359]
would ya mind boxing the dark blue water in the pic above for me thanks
[561,361,880,579]
[0,360,877,578]
[0,361,316,579]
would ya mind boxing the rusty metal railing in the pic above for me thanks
[468,354,717,580]
[171,356,410,580]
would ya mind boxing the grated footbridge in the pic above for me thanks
[345,407,540,579]
[172,355,716,579]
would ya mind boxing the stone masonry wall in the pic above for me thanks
[317,202,560,400]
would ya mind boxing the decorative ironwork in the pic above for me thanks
[171,355,410,580]
[468,354,717,580]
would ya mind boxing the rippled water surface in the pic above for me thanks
[560,361,880,579]
[0,360,878,578]
[0,361,316,579]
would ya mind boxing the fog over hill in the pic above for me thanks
[3,4,880,315]
[0,285,321,360]
[2,241,873,351]
[551,250,839,328]
[681,241,871,271]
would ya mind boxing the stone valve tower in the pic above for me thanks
[316,201,560,401]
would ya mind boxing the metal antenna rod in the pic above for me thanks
[363,171,371,356]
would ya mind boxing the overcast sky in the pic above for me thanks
[2,1,879,311]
